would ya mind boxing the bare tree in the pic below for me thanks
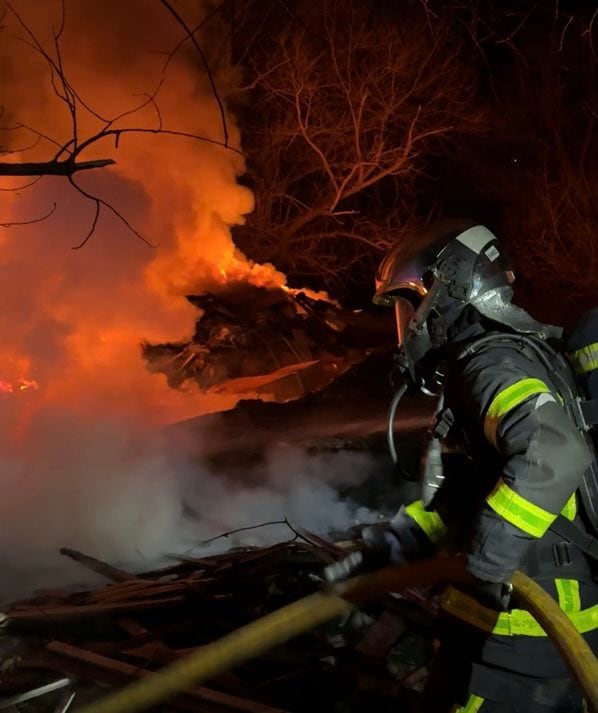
[233,0,487,292]
[0,0,233,247]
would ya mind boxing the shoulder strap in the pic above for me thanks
[550,515,598,562]
[580,399,598,429]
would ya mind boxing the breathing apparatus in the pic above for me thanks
[374,220,562,501]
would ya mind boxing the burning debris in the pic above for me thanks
[0,535,434,713]
[142,284,395,401]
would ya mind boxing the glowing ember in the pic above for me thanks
[18,379,40,392]
[0,378,39,396]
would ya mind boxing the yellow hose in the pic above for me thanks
[511,570,598,710]
[74,557,598,713]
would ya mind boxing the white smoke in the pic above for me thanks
[0,1,392,606]
[0,411,381,604]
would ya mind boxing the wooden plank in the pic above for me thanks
[121,644,253,696]
[0,677,72,710]
[85,620,199,657]
[46,642,290,713]
[90,581,190,604]
[292,529,341,558]
[89,579,160,603]
[18,653,226,713]
[7,595,185,623]
[59,549,138,583]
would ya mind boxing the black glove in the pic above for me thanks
[463,578,513,611]
[323,524,406,584]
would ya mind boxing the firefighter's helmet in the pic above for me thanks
[374,220,560,379]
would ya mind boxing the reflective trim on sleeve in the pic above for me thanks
[560,493,578,522]
[486,478,557,538]
[568,342,598,375]
[555,578,581,615]
[453,694,485,712]
[404,499,447,542]
[484,378,551,447]
[441,583,598,637]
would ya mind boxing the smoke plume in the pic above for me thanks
[0,1,387,603]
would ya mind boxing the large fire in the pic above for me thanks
[0,1,383,600]
[0,0,292,430]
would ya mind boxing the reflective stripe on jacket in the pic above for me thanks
[443,337,593,582]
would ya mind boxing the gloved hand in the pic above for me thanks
[323,523,406,584]
[463,577,513,611]
[323,549,372,584]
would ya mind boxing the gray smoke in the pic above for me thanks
[0,0,397,606]
[0,408,385,604]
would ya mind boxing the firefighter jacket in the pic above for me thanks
[394,330,598,676]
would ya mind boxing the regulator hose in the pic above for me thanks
[387,381,409,466]
[74,556,598,713]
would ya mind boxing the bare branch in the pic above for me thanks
[67,175,156,250]
[0,202,56,227]
[234,1,485,288]
[54,78,166,160]
[1,122,64,151]
[0,0,240,248]
[198,520,290,545]
[5,1,77,125]
[71,127,243,161]
[54,0,66,40]
[159,0,229,74]
[160,0,230,147]
[0,133,41,157]
[0,158,115,176]
[71,194,100,250]
[0,175,43,191]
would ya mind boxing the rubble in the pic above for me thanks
[142,285,396,401]
[0,534,435,713]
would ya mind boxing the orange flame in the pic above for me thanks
[0,0,306,429]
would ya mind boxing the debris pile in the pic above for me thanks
[1,532,434,713]
[142,285,396,401]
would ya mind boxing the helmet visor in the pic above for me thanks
[394,297,416,345]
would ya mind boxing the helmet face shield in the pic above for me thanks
[373,219,557,383]
[373,218,478,306]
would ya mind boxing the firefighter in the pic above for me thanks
[326,220,598,712]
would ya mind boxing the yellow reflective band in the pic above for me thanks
[441,585,598,637]
[560,493,577,521]
[555,578,581,614]
[484,378,551,446]
[568,343,598,375]
[453,694,485,712]
[404,500,447,542]
[486,479,557,538]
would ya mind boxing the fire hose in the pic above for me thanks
[75,556,598,713]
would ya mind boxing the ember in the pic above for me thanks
[0,378,39,397]
[18,379,39,392]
